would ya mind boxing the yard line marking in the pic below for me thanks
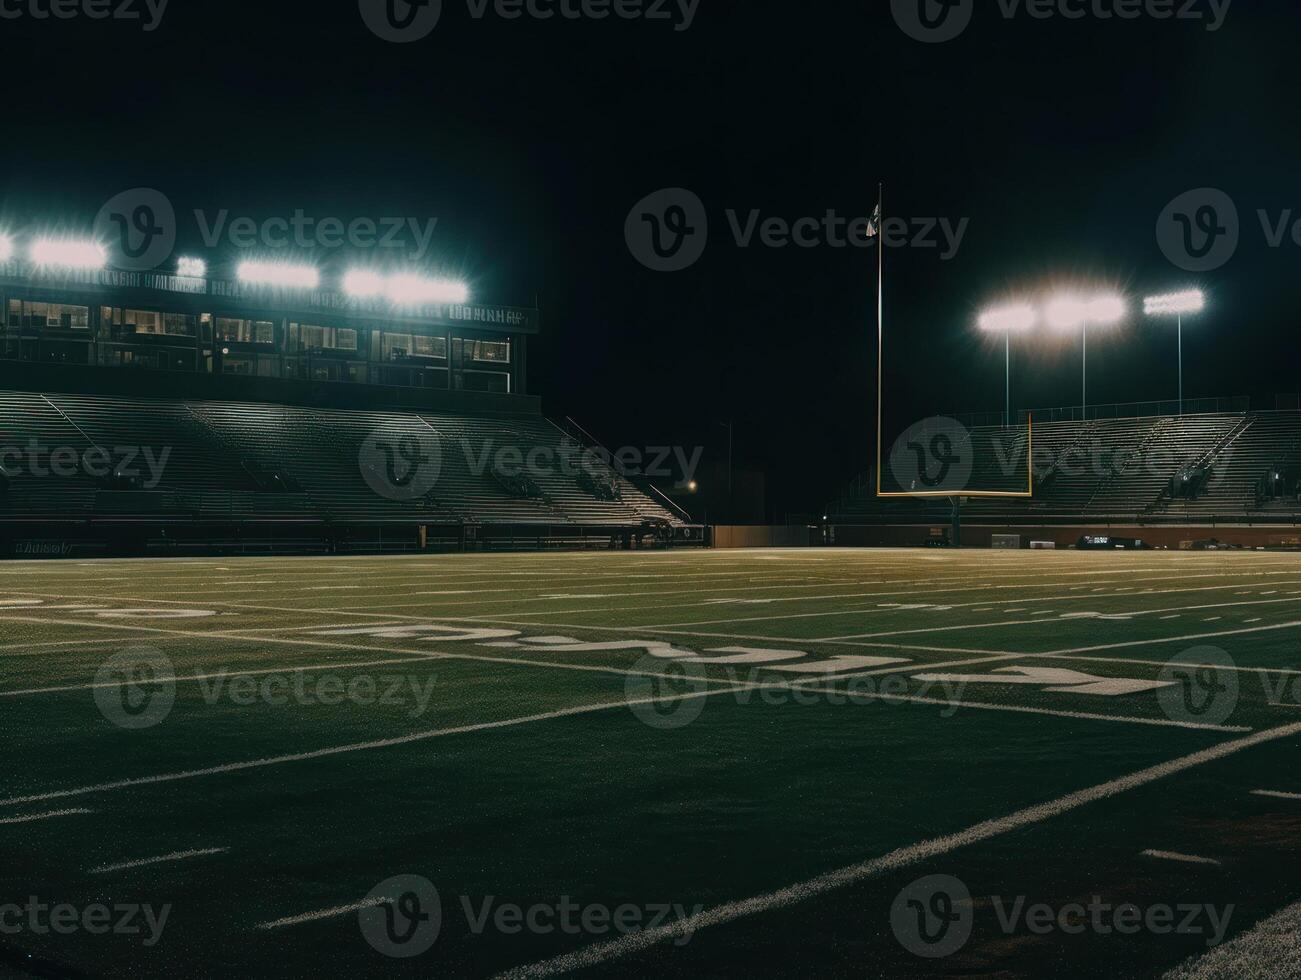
[257,895,393,930]
[1039,621,1301,656]
[1251,789,1301,801]
[0,807,93,825]
[90,847,228,874]
[790,686,1248,733]
[1141,850,1221,866]
[1161,898,1301,980]
[0,637,126,655]
[495,721,1301,979]
[0,682,767,808]
[0,656,440,698]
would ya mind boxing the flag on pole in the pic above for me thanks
[864,203,882,241]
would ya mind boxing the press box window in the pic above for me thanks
[215,318,275,344]
[468,339,510,363]
[13,301,89,330]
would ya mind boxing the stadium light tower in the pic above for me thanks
[978,304,1036,426]
[1144,289,1205,416]
[1046,293,1126,418]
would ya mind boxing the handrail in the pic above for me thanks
[557,416,694,523]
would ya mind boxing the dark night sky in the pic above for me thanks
[1,0,1298,516]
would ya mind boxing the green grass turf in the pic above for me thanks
[0,548,1300,978]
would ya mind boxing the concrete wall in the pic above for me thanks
[712,525,814,549]
[831,523,1301,550]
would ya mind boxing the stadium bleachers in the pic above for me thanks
[0,389,686,534]
[831,409,1301,523]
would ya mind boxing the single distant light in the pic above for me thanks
[30,238,106,270]
[386,274,469,305]
[1086,295,1127,325]
[0,233,12,262]
[237,260,319,289]
[687,480,699,493]
[1045,295,1088,330]
[978,304,1037,333]
[177,256,207,278]
[343,269,386,298]
[1144,289,1205,317]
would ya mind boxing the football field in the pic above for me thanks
[1,548,1300,978]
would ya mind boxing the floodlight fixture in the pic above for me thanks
[177,256,207,278]
[0,233,12,262]
[30,238,106,270]
[343,269,387,298]
[236,260,319,289]
[385,274,469,306]
[977,304,1037,333]
[1144,289,1205,317]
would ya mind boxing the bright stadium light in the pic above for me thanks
[1145,289,1205,316]
[176,256,207,278]
[30,238,107,270]
[1046,292,1127,416]
[1145,289,1207,415]
[385,274,469,305]
[0,232,12,262]
[978,304,1037,333]
[1086,295,1127,325]
[237,260,319,289]
[977,304,1037,426]
[343,269,387,298]
[1045,295,1088,330]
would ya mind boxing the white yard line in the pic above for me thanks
[0,656,442,698]
[256,895,393,930]
[1162,898,1301,980]
[1141,849,1222,866]
[90,847,228,874]
[494,720,1301,979]
[1251,789,1301,801]
[789,687,1249,734]
[0,807,93,825]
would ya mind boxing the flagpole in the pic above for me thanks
[875,181,884,497]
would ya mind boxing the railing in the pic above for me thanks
[556,416,693,523]
[1015,397,1250,425]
